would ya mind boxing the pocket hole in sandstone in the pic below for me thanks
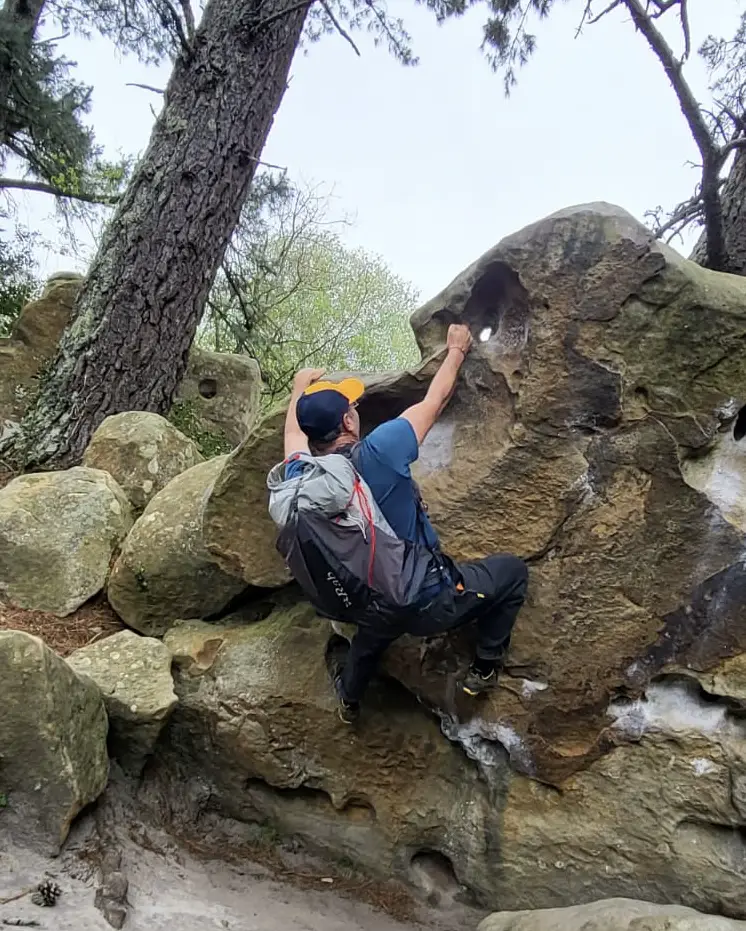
[198,377,218,399]
[409,850,461,906]
[734,404,746,442]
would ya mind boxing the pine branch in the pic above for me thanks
[253,0,315,33]
[0,177,120,205]
[156,0,192,54]
[319,0,361,56]
[126,82,165,94]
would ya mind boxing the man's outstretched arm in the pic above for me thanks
[402,324,473,444]
[284,367,325,458]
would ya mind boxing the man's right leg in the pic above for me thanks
[456,553,528,694]
[335,624,398,722]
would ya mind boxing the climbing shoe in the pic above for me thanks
[333,674,360,725]
[459,664,499,697]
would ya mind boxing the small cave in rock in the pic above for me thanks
[734,404,746,442]
[434,260,530,354]
[198,377,218,399]
[408,850,465,906]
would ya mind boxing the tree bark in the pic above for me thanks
[12,0,311,468]
[691,149,746,276]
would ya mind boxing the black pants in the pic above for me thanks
[339,553,528,704]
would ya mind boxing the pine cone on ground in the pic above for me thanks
[30,880,62,907]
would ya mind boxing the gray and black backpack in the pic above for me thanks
[267,447,447,629]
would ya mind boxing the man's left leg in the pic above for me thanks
[335,624,399,723]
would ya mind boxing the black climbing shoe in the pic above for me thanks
[459,665,498,697]
[333,674,360,725]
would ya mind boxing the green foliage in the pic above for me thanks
[0,792,7,808]
[200,179,420,406]
[0,228,40,337]
[168,399,233,458]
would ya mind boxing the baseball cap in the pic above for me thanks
[296,378,365,442]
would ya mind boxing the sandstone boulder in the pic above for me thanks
[67,630,177,774]
[478,899,746,931]
[0,275,83,435]
[154,604,746,917]
[0,467,133,616]
[0,630,109,855]
[107,457,245,636]
[204,203,746,790]
[83,411,203,510]
[174,347,262,449]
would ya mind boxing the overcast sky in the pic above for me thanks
[16,0,743,300]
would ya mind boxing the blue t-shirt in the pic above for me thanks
[285,418,440,549]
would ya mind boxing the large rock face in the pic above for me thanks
[107,457,246,636]
[67,630,177,774]
[0,467,133,615]
[155,604,746,918]
[178,204,746,916]
[83,411,203,510]
[0,631,109,855]
[479,899,746,931]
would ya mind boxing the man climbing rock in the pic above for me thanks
[276,324,528,723]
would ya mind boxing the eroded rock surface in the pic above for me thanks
[0,631,108,855]
[478,899,746,931]
[67,630,177,774]
[83,411,203,510]
[0,467,133,615]
[107,457,245,636]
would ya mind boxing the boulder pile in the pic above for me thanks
[2,204,746,924]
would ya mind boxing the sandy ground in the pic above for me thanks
[1,804,482,931]
[1,844,428,931]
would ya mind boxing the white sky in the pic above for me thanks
[15,0,744,300]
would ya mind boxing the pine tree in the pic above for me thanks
[7,0,533,468]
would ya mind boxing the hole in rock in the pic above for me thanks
[436,260,530,352]
[409,850,462,906]
[198,377,218,399]
[734,405,746,442]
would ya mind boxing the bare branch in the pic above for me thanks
[253,0,315,33]
[178,0,195,41]
[720,137,746,160]
[126,82,165,95]
[0,177,120,205]
[157,0,192,54]
[622,0,725,268]
[588,0,623,26]
[319,0,361,56]
[679,0,690,61]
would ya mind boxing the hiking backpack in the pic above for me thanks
[267,448,446,627]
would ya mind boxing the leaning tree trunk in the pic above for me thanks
[12,0,310,468]
[691,149,746,276]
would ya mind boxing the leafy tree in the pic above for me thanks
[6,0,540,470]
[463,0,746,275]
[201,180,419,404]
[0,225,39,336]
